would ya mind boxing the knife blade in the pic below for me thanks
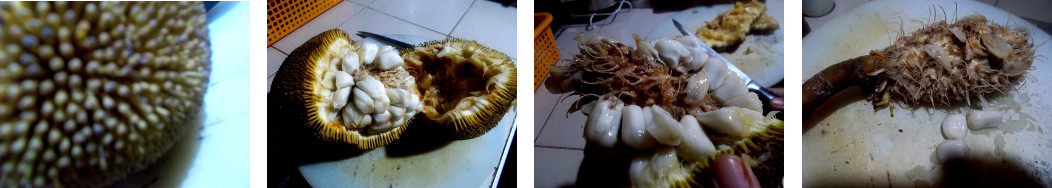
[673,19,780,112]
[356,31,414,50]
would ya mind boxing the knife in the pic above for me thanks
[356,31,414,50]
[673,19,781,112]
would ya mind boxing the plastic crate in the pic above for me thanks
[534,13,559,91]
[267,0,341,46]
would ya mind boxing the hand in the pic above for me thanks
[769,88,784,111]
[711,154,761,188]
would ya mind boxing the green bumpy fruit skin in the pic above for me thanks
[0,2,211,187]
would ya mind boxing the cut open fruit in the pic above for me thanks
[402,39,518,140]
[271,30,517,150]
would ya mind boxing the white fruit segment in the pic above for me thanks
[405,91,423,113]
[672,35,709,71]
[966,110,1002,130]
[329,56,342,72]
[321,71,336,90]
[634,36,660,65]
[923,44,954,71]
[373,92,391,114]
[646,146,690,187]
[319,42,423,132]
[950,27,966,42]
[319,90,333,108]
[328,111,340,123]
[342,104,367,128]
[629,153,654,188]
[653,39,690,68]
[941,114,968,140]
[936,140,969,163]
[684,72,709,105]
[359,42,379,65]
[981,33,1012,59]
[642,106,655,134]
[695,106,765,138]
[675,115,717,163]
[342,52,360,73]
[356,77,386,97]
[387,88,409,106]
[437,43,456,58]
[646,106,683,146]
[581,100,597,116]
[388,106,406,120]
[724,92,762,112]
[368,110,393,131]
[352,88,375,114]
[353,77,386,113]
[703,57,728,90]
[332,87,351,110]
[584,98,624,148]
[714,73,747,103]
[375,46,403,70]
[621,105,657,150]
[651,36,711,72]
[334,71,354,88]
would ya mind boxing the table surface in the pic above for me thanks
[802,0,1052,186]
[804,0,1052,35]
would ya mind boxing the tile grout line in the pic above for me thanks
[447,0,478,36]
[534,145,585,151]
[359,6,451,39]
[332,1,367,33]
[272,1,358,51]
[531,93,552,142]
[533,92,564,143]
[271,47,289,55]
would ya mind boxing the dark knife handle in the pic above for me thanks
[748,81,780,114]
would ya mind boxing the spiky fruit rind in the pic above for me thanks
[685,120,784,188]
[875,15,1034,107]
[401,39,517,140]
[0,2,210,187]
[270,29,407,150]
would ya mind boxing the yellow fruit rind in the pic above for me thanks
[684,120,784,187]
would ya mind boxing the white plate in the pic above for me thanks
[802,0,1052,186]
[645,0,785,87]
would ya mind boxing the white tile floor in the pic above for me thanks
[533,8,677,187]
[267,0,517,90]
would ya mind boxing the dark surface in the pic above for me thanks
[497,133,517,188]
[806,155,1045,187]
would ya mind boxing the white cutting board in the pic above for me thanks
[645,0,785,87]
[297,36,518,188]
[298,109,517,188]
[802,0,1052,186]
